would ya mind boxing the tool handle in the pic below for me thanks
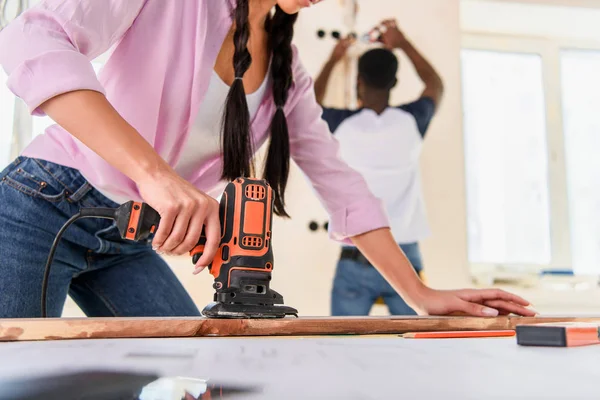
[112,201,208,264]
[190,230,207,265]
[114,201,160,242]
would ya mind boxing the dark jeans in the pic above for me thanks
[331,243,423,316]
[0,157,200,318]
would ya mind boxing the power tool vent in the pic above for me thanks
[245,184,266,200]
[242,236,263,248]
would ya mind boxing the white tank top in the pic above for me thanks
[95,69,270,204]
[175,69,270,180]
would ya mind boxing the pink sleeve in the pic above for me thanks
[0,0,147,116]
[286,46,390,244]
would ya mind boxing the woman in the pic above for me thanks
[0,0,534,318]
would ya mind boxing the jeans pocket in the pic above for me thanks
[333,260,367,298]
[1,157,81,203]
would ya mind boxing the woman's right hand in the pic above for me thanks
[136,168,220,272]
[35,89,219,271]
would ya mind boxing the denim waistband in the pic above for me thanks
[11,156,120,208]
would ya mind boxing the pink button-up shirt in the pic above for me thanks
[0,0,389,243]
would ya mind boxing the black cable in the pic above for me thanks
[41,213,82,318]
[41,208,117,318]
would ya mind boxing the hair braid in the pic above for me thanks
[264,5,297,217]
[221,0,254,182]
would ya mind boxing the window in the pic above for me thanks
[462,34,600,277]
[461,49,552,266]
[560,49,600,275]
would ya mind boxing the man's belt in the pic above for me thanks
[340,246,426,282]
[340,247,372,266]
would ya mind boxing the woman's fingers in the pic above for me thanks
[160,207,194,253]
[421,289,535,317]
[483,300,537,317]
[488,289,530,306]
[456,288,530,306]
[193,265,206,275]
[451,289,534,317]
[194,208,221,268]
[455,299,499,317]
[137,170,220,260]
[170,210,206,256]
[151,208,175,251]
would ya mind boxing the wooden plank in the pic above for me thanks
[2,316,600,342]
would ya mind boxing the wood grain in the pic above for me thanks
[2,316,600,342]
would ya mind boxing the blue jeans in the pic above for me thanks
[331,243,423,316]
[0,157,200,318]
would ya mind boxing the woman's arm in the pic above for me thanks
[350,229,424,302]
[39,91,221,266]
[351,229,533,316]
[40,91,163,190]
[0,0,220,265]
[286,46,535,317]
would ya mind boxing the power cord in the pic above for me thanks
[41,208,117,318]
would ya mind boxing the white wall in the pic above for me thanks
[461,0,600,39]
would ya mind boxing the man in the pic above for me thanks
[315,19,444,316]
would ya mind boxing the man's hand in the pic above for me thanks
[376,19,406,50]
[329,36,353,64]
[369,18,444,107]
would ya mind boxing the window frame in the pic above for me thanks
[462,33,600,280]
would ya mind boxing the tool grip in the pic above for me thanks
[115,201,160,242]
[115,201,209,266]
[190,228,207,265]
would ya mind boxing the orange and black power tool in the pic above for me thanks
[40,177,297,319]
[189,177,297,318]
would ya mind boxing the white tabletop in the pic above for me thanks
[0,336,598,399]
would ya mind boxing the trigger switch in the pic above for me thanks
[222,245,230,261]
[192,254,201,264]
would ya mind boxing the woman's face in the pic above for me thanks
[277,0,323,14]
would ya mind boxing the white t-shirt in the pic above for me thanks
[95,69,270,204]
[321,98,436,244]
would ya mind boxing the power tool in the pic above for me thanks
[41,177,298,319]
[190,177,298,319]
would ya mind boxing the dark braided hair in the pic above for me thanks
[221,0,254,181]
[264,6,297,217]
[221,0,297,217]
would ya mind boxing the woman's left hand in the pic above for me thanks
[350,228,536,318]
[413,287,537,317]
